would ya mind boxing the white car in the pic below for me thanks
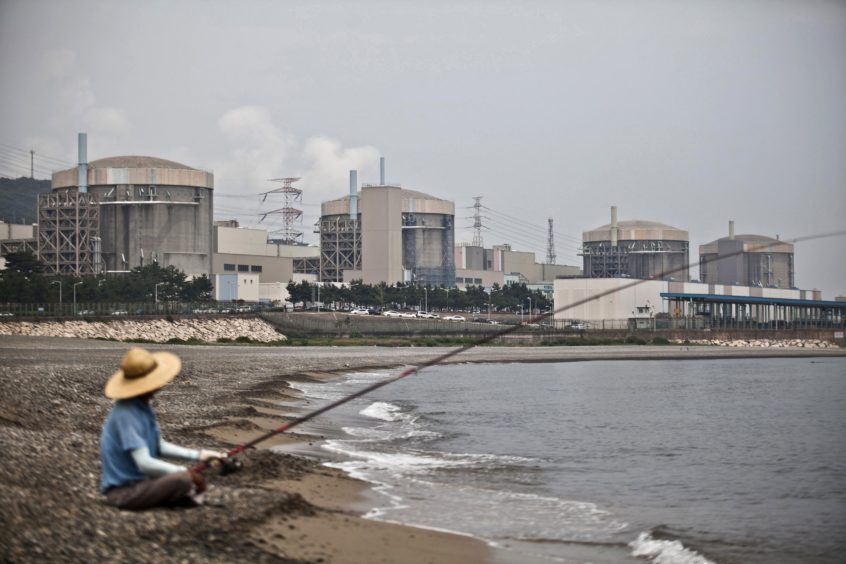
[399,312,417,318]
[443,315,465,322]
[350,308,369,315]
[382,310,401,317]
[416,311,437,319]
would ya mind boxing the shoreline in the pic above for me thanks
[1,335,843,563]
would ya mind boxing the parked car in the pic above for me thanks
[568,322,586,331]
[416,311,437,319]
[111,310,128,316]
[382,310,401,317]
[350,308,369,315]
[368,308,381,316]
[399,312,416,318]
[77,310,95,316]
[443,315,465,322]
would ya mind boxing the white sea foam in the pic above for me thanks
[323,442,474,471]
[629,532,715,564]
[288,371,392,401]
[360,401,412,422]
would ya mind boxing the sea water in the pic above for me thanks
[287,357,846,563]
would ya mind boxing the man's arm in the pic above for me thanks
[159,438,226,462]
[130,446,186,477]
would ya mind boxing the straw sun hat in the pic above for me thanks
[105,347,182,400]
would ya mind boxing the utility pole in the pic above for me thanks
[546,217,556,264]
[30,150,34,179]
[73,281,83,316]
[51,280,62,315]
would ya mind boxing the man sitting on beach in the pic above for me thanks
[100,347,226,510]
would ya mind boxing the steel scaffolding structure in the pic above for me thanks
[37,192,101,275]
[319,216,361,282]
[580,239,689,280]
[0,239,37,256]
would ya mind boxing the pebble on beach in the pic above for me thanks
[669,338,837,349]
[0,317,286,343]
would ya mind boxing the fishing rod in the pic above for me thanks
[194,228,846,473]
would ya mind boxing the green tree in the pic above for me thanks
[182,275,213,302]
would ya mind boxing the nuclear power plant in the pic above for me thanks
[39,133,214,277]
[1,132,840,327]
[580,206,690,281]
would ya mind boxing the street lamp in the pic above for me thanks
[527,297,532,319]
[73,281,83,316]
[51,280,62,316]
[424,287,428,313]
[487,288,492,321]
[155,282,165,311]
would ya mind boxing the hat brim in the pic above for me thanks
[105,351,181,400]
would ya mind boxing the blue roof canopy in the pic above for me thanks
[660,292,846,309]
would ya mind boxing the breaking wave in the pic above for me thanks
[629,532,716,564]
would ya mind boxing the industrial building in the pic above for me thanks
[454,243,581,290]
[319,161,455,286]
[42,133,214,277]
[553,278,844,329]
[699,221,794,288]
[580,206,689,281]
[0,221,36,256]
[212,220,318,301]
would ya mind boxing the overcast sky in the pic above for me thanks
[1,0,844,295]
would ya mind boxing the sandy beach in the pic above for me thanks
[1,335,843,563]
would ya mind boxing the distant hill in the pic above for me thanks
[0,176,52,224]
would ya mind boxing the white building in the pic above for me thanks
[553,279,668,323]
[215,273,260,302]
[553,278,830,328]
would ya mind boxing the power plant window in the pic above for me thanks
[224,264,235,271]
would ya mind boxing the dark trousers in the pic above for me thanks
[105,472,194,510]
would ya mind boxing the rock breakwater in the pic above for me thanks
[0,317,286,343]
[671,338,837,349]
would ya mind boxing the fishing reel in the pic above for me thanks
[206,456,243,475]
[219,457,243,475]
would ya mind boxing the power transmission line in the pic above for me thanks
[0,142,74,166]
[482,204,583,245]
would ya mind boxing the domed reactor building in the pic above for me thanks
[39,134,213,277]
[580,206,690,281]
[699,221,794,288]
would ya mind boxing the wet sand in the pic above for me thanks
[1,335,842,562]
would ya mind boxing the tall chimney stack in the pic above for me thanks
[349,170,358,219]
[610,206,618,247]
[380,157,385,185]
[729,220,735,240]
[77,132,88,193]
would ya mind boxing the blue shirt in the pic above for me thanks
[99,398,161,493]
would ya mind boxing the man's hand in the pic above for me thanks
[198,449,227,462]
[189,469,207,494]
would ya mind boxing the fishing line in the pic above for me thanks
[195,228,846,473]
